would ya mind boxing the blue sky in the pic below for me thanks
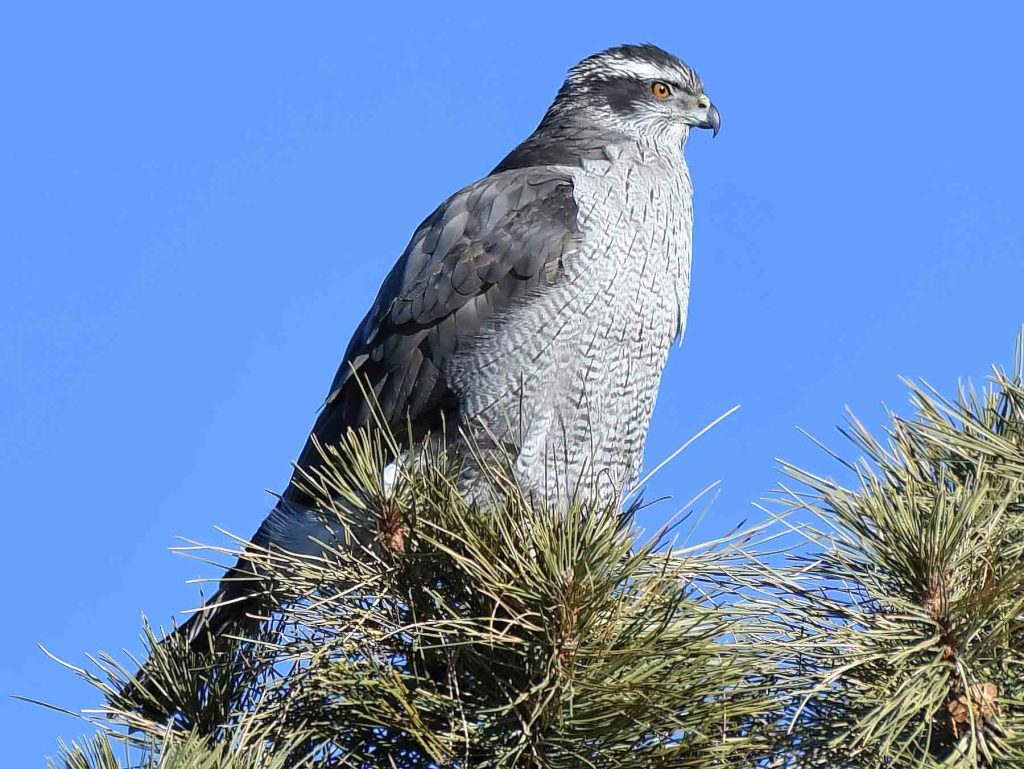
[3,3,1023,763]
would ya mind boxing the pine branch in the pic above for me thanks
[774,333,1024,767]
[39,333,1024,768]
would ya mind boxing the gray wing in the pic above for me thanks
[287,166,580,491]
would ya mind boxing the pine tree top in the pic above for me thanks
[38,334,1024,768]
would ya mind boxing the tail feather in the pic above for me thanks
[178,579,263,654]
[118,561,266,722]
[121,499,346,721]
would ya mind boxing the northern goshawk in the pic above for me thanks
[165,43,719,654]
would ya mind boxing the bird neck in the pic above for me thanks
[492,112,687,175]
[491,114,627,174]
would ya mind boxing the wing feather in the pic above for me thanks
[285,167,580,495]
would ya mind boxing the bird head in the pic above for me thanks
[548,44,719,145]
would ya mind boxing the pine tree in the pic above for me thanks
[40,336,1024,768]
[771,337,1024,767]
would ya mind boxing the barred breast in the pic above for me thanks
[449,139,693,507]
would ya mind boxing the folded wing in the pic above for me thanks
[285,167,580,500]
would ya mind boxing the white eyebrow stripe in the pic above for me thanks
[602,59,675,82]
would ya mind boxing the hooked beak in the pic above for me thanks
[704,102,721,137]
[694,94,720,137]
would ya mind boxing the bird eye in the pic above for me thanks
[651,81,672,99]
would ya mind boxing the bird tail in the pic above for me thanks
[120,498,349,721]
[176,573,264,654]
[117,556,267,722]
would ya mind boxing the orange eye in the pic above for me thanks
[651,81,672,99]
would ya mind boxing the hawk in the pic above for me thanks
[165,43,718,655]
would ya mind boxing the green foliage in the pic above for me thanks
[47,731,294,769]
[40,335,1024,768]
[49,426,788,767]
[773,338,1024,767]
